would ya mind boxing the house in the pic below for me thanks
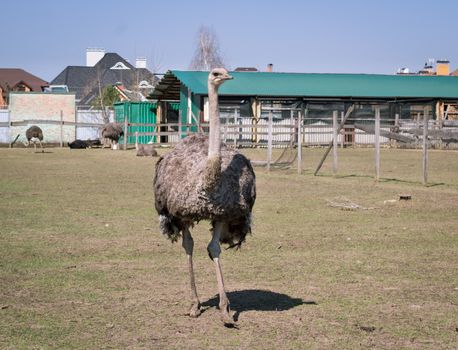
[0,68,49,106]
[51,49,157,107]
[397,59,454,76]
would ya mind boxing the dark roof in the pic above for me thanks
[51,53,157,104]
[234,67,258,72]
[151,70,458,100]
[0,68,48,91]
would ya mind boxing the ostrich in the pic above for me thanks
[68,139,88,149]
[101,122,124,149]
[23,125,44,152]
[136,144,158,157]
[135,136,158,157]
[153,68,256,325]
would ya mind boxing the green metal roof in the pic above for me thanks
[152,70,458,100]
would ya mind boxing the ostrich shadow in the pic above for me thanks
[201,289,316,321]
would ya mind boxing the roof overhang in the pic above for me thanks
[149,70,458,102]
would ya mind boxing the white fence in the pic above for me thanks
[76,110,114,140]
[0,109,112,144]
[0,109,9,143]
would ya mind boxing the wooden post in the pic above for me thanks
[416,112,421,148]
[178,110,182,140]
[332,110,338,175]
[234,108,238,148]
[340,111,345,148]
[374,106,381,181]
[60,110,64,147]
[423,109,429,185]
[157,101,162,144]
[314,104,355,175]
[135,131,139,150]
[267,110,273,171]
[394,113,399,148]
[123,113,128,150]
[297,108,304,174]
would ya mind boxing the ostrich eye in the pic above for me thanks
[213,72,220,77]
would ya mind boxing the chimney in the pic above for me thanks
[86,48,105,66]
[136,57,147,69]
[267,63,273,72]
[436,59,450,76]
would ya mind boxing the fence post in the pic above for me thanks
[234,108,238,148]
[60,110,64,147]
[423,109,429,185]
[178,110,182,140]
[297,108,303,174]
[267,110,273,171]
[340,111,345,148]
[123,114,128,150]
[333,110,338,175]
[416,112,421,148]
[374,106,381,182]
[394,113,400,148]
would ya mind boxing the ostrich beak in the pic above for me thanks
[223,73,233,81]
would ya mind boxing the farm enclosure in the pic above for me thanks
[0,147,457,349]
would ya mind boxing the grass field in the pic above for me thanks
[1,146,457,349]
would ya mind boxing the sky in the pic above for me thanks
[2,0,458,82]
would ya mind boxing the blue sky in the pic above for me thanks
[2,0,458,81]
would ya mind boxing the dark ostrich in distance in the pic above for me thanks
[101,122,124,149]
[153,68,256,326]
[24,125,44,152]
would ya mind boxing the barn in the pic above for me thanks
[150,71,458,146]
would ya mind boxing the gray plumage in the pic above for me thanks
[26,125,43,142]
[136,144,158,157]
[153,68,254,324]
[154,133,256,247]
[101,122,124,142]
[24,125,44,152]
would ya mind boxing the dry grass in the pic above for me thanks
[1,146,457,349]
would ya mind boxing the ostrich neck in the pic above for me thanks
[208,83,220,159]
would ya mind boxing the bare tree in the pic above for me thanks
[189,26,226,71]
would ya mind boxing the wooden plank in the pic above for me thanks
[354,123,416,143]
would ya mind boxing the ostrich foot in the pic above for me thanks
[219,303,235,326]
[189,302,201,318]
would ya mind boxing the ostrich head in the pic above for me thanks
[208,68,233,88]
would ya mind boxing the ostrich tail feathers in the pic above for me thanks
[159,215,181,242]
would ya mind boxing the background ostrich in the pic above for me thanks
[101,122,124,150]
[153,68,256,325]
[23,125,44,152]
[135,135,158,156]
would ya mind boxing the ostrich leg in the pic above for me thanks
[182,226,201,317]
[208,221,234,325]
[38,140,44,153]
